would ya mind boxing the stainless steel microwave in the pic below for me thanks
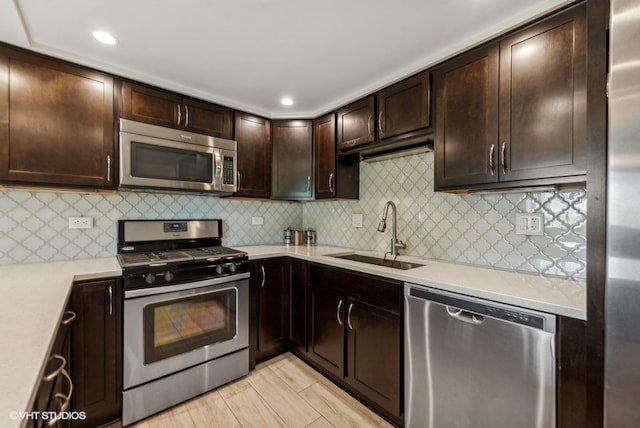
[119,119,237,195]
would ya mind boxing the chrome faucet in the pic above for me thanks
[377,201,406,257]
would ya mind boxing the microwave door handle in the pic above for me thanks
[214,150,223,185]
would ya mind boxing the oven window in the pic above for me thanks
[143,288,236,364]
[131,141,213,183]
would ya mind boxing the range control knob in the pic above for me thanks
[144,273,156,285]
[215,265,224,275]
[164,271,174,282]
[229,263,237,273]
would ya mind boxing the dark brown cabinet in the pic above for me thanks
[119,81,234,139]
[271,120,314,200]
[336,96,375,152]
[307,264,402,424]
[314,113,359,199]
[250,259,290,365]
[289,259,308,353]
[376,71,430,141]
[70,278,122,428]
[434,4,586,191]
[234,113,271,198]
[0,46,115,189]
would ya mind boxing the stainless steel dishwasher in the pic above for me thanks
[404,283,556,428]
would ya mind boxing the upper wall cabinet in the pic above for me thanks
[434,3,586,192]
[337,71,431,159]
[271,120,314,200]
[376,71,430,141]
[119,81,234,139]
[315,113,359,200]
[0,46,115,189]
[235,113,271,198]
[336,96,375,153]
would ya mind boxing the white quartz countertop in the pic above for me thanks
[235,244,586,320]
[0,245,586,427]
[0,258,121,428]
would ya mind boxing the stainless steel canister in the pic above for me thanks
[284,228,292,244]
[305,228,316,245]
[291,230,304,245]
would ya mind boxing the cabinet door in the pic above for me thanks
[271,120,314,200]
[434,44,499,190]
[119,81,182,128]
[499,3,586,182]
[377,72,430,140]
[308,285,345,379]
[70,279,122,428]
[290,259,307,353]
[0,48,114,188]
[235,113,271,198]
[337,96,375,152]
[183,97,234,139]
[346,298,401,418]
[255,259,290,363]
[315,113,337,199]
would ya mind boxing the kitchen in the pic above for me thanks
[0,0,628,427]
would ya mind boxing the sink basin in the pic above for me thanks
[329,253,424,270]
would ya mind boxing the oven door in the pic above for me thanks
[123,274,249,390]
[120,131,218,192]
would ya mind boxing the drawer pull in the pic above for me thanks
[43,354,66,382]
[61,310,76,325]
[337,299,343,325]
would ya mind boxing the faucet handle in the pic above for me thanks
[395,239,407,250]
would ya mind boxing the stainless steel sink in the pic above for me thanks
[329,253,424,270]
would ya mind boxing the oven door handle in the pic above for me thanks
[124,272,250,299]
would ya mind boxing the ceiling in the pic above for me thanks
[1,0,569,118]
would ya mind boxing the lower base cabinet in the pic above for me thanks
[70,278,122,428]
[306,264,403,426]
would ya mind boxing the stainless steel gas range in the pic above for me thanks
[116,219,249,426]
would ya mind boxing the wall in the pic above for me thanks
[0,151,587,280]
[0,189,301,265]
[303,152,587,280]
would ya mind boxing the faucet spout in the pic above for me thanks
[377,201,406,257]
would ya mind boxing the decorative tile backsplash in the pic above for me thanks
[303,152,586,280]
[0,151,586,280]
[0,189,301,265]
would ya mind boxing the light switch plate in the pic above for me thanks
[515,213,544,235]
[251,216,264,225]
[352,214,363,228]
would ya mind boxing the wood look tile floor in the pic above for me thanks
[128,353,394,428]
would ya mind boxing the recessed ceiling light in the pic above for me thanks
[281,97,294,106]
[92,31,118,45]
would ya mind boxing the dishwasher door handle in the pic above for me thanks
[446,306,485,325]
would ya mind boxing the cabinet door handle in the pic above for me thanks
[176,104,182,126]
[501,142,507,175]
[237,171,241,190]
[106,155,111,182]
[378,112,384,136]
[347,303,354,330]
[185,105,190,127]
[47,368,73,426]
[306,175,311,194]
[367,115,373,137]
[328,173,334,193]
[336,299,343,325]
[260,266,266,287]
[61,310,76,325]
[43,354,66,382]
[489,144,495,176]
[108,285,113,316]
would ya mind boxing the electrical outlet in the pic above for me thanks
[251,216,264,225]
[352,214,363,228]
[515,213,544,236]
[68,217,93,229]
